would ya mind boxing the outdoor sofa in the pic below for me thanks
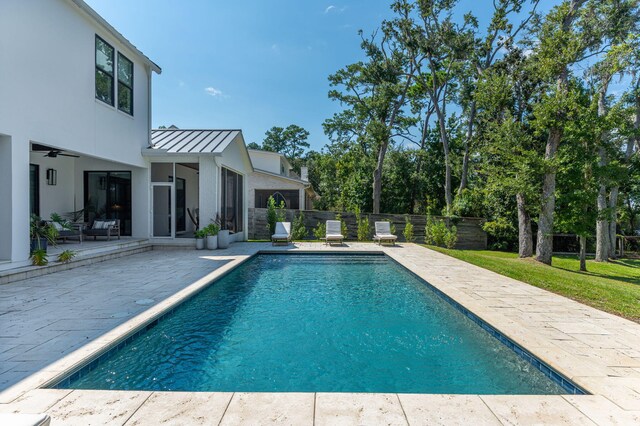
[83,219,120,241]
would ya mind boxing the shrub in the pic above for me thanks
[425,215,457,248]
[403,216,415,243]
[57,249,76,264]
[266,196,286,235]
[202,223,220,236]
[444,225,458,249]
[355,207,370,241]
[313,222,326,240]
[292,212,308,241]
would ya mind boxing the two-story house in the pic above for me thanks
[248,149,316,211]
[0,0,252,269]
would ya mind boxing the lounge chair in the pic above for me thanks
[325,220,345,245]
[272,222,292,246]
[83,219,121,241]
[373,221,397,245]
[50,221,83,243]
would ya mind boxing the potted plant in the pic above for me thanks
[29,214,59,265]
[194,229,206,250]
[203,223,220,250]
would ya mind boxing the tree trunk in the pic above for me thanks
[517,193,533,258]
[458,101,477,195]
[595,182,610,261]
[595,81,610,262]
[372,138,388,214]
[608,187,619,258]
[434,100,453,214]
[579,235,587,272]
[536,127,561,265]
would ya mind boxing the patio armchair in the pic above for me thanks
[325,220,345,245]
[373,221,397,245]
[50,221,83,243]
[83,219,121,241]
[271,222,292,246]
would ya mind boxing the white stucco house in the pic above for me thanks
[248,149,316,211]
[0,0,252,269]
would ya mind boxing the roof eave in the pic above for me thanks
[68,0,162,74]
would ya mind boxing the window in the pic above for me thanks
[117,53,133,115]
[255,190,300,210]
[95,36,114,105]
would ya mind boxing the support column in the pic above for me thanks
[2,134,30,264]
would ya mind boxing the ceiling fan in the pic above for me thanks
[31,143,80,158]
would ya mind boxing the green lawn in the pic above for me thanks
[425,246,640,323]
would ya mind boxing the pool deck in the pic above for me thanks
[0,242,639,425]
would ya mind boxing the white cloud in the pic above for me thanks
[204,87,223,97]
[324,5,335,13]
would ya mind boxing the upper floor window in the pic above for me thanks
[95,36,114,105]
[117,53,133,115]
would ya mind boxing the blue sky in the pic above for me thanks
[85,0,558,151]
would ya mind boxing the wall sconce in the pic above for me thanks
[46,168,57,186]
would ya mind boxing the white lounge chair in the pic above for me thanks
[271,222,292,245]
[373,221,397,245]
[325,220,345,245]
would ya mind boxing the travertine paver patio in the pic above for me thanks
[0,242,639,425]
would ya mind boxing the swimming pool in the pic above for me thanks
[53,253,577,394]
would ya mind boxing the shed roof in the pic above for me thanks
[148,129,241,154]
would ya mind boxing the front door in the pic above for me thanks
[151,184,172,238]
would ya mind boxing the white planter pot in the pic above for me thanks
[218,230,230,249]
[195,238,205,250]
[206,235,218,250]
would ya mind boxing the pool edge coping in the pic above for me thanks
[3,242,638,423]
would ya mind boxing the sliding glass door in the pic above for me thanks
[221,167,243,233]
[84,171,132,235]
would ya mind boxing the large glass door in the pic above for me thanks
[152,184,172,238]
[84,171,132,235]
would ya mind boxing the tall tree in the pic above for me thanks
[391,0,476,214]
[325,30,415,213]
[261,124,310,172]
[458,0,540,195]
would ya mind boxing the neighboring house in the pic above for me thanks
[0,0,252,269]
[248,149,316,211]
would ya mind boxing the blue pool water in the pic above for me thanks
[58,254,566,394]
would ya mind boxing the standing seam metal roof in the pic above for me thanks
[149,129,241,154]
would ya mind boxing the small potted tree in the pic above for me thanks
[29,214,59,265]
[194,229,206,250]
[203,223,220,250]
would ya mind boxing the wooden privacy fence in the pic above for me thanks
[248,208,487,249]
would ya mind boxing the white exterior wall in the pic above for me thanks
[248,150,292,176]
[247,172,307,209]
[0,0,155,264]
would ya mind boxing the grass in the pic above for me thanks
[425,246,640,323]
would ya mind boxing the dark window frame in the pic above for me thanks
[221,168,244,233]
[29,164,40,216]
[95,35,115,106]
[117,52,134,115]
